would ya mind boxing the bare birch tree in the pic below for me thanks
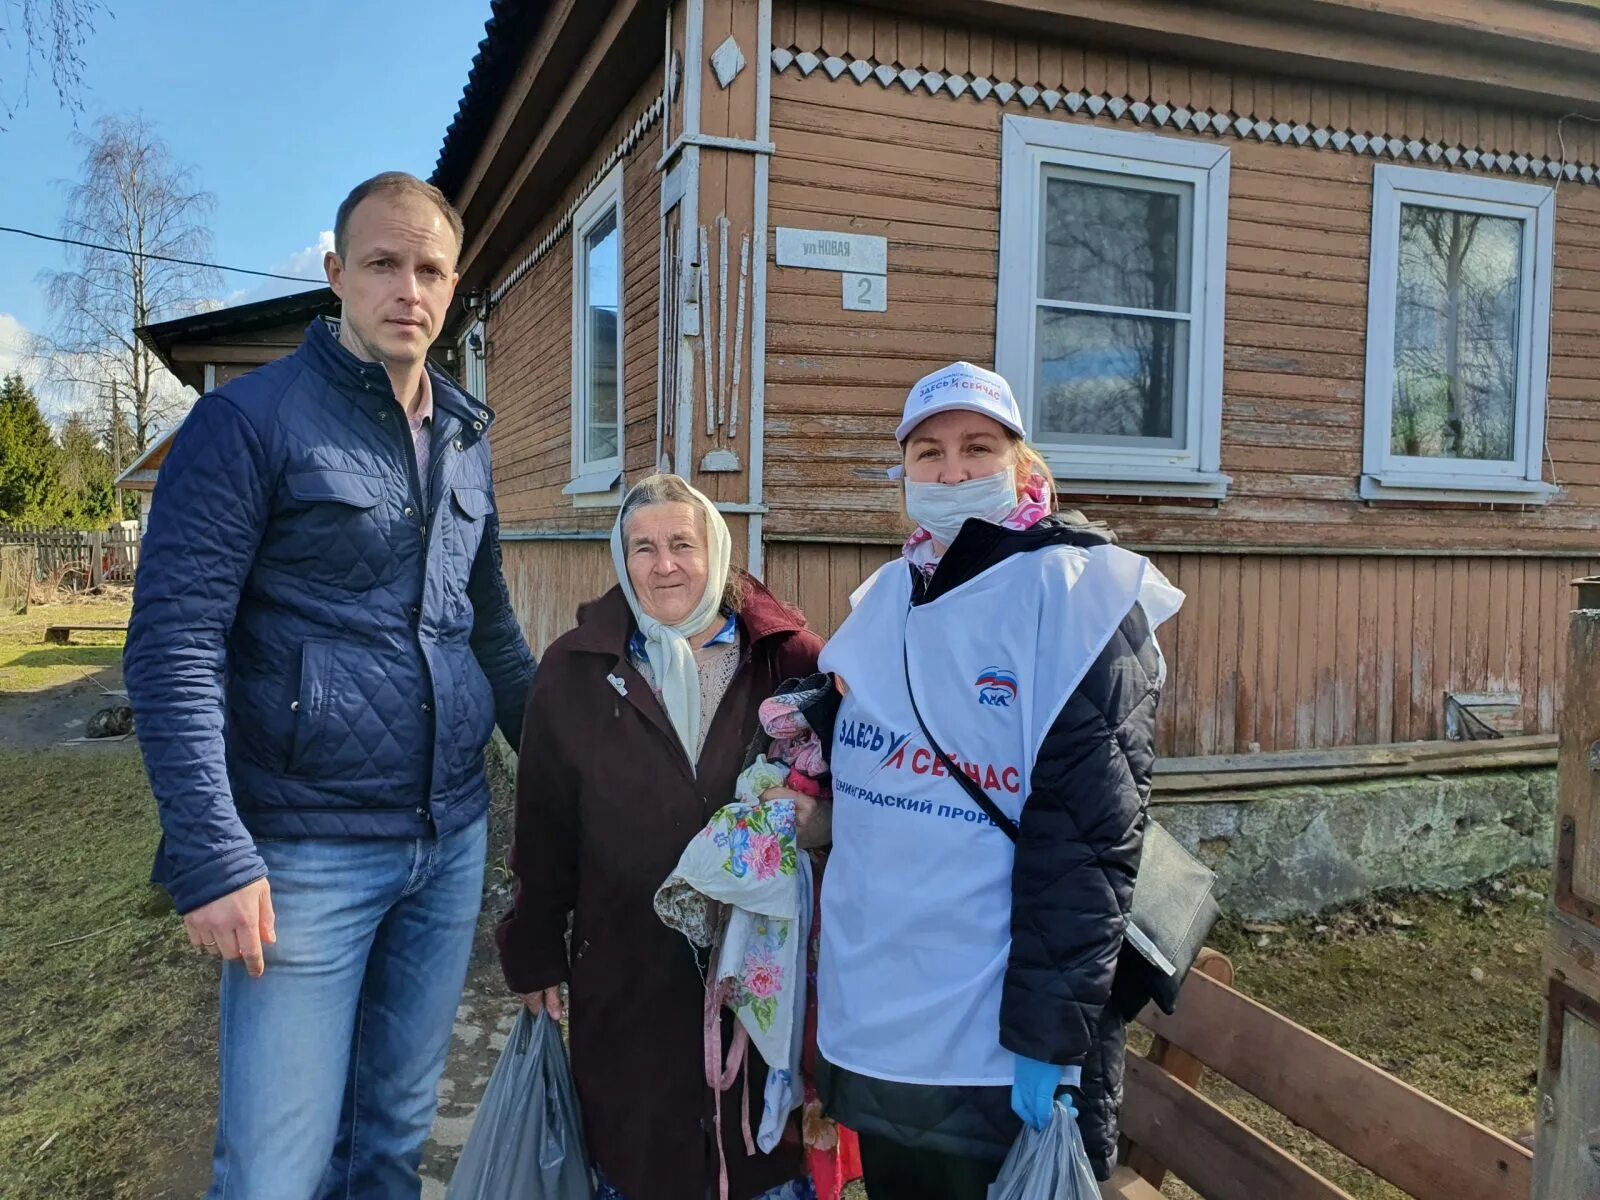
[40,114,219,456]
[0,0,109,126]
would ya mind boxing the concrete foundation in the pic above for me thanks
[1151,767,1556,920]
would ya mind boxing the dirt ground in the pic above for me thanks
[0,593,134,750]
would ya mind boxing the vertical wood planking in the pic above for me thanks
[844,8,873,61]
[1392,558,1414,742]
[1256,558,1281,752]
[1432,560,1455,732]
[1335,557,1360,745]
[1235,558,1262,752]
[1278,558,1304,751]
[795,545,835,637]
[817,5,845,53]
[1374,559,1395,744]
[1466,558,1491,692]
[1541,561,1561,732]
[1412,560,1438,740]
[1214,557,1241,754]
[1509,558,1529,727]
[1450,558,1472,701]
[871,10,898,64]
[1195,556,1224,755]
[1487,558,1509,692]
[1312,558,1338,747]
[1356,557,1379,745]
[765,544,800,613]
[1158,553,1184,752]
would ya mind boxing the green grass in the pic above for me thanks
[0,596,129,697]
[1155,875,1545,1198]
[0,749,216,1200]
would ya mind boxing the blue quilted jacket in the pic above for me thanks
[125,319,535,914]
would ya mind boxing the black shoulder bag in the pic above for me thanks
[901,636,1218,1016]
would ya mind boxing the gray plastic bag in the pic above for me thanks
[987,1102,1101,1200]
[446,1009,594,1200]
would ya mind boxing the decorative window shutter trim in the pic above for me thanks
[770,50,1596,189]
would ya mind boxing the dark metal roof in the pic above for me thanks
[135,287,338,366]
[432,0,553,200]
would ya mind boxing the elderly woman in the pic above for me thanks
[496,473,825,1200]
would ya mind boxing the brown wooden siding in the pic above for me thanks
[763,6,1600,554]
[502,539,616,656]
[765,540,1598,756]
[485,67,663,531]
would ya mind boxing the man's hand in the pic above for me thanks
[519,986,565,1021]
[184,878,275,978]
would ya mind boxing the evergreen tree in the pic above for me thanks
[0,374,63,524]
[58,411,118,528]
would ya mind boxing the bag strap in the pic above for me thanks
[902,630,1020,842]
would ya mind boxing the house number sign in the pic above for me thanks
[775,227,888,311]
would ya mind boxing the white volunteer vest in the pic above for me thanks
[816,542,1182,1086]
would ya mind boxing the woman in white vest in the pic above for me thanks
[802,361,1182,1197]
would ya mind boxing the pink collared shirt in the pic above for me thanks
[406,371,435,493]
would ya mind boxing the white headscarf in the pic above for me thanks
[610,476,733,761]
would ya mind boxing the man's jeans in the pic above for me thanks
[205,815,487,1200]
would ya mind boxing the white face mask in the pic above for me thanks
[904,471,1018,547]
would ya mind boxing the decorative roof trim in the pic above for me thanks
[488,94,666,310]
[770,49,1600,186]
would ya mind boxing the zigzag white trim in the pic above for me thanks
[489,94,668,308]
[770,48,1600,186]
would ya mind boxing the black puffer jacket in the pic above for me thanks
[818,514,1164,1180]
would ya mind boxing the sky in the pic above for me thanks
[0,0,493,410]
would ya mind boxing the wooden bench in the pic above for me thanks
[1101,948,1533,1200]
[42,623,128,645]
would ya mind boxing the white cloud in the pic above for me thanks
[0,313,31,382]
[281,230,335,280]
[232,231,334,306]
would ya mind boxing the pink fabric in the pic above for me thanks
[784,769,823,798]
[407,370,435,487]
[704,972,758,1200]
[757,696,809,740]
[759,696,829,784]
[902,468,1052,575]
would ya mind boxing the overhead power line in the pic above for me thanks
[0,224,324,284]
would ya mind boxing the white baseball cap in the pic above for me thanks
[895,361,1026,444]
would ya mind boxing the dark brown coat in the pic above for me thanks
[496,575,823,1200]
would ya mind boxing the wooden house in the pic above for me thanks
[430,0,1600,760]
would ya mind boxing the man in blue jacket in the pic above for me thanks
[124,171,535,1199]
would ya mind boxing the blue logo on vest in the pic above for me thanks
[975,667,1019,707]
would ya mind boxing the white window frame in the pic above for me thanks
[458,319,487,402]
[564,162,625,503]
[996,115,1232,500]
[1361,165,1556,504]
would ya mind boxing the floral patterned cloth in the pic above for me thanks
[654,756,807,1077]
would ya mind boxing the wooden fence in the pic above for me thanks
[0,525,141,588]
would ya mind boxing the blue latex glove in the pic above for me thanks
[1011,1055,1080,1131]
